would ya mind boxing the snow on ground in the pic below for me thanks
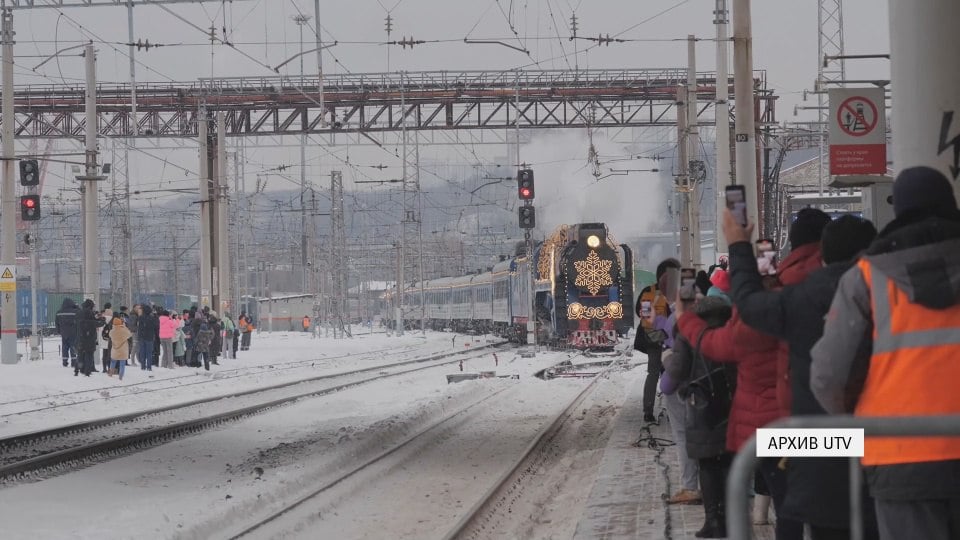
[0,343,588,540]
[266,380,580,539]
[0,331,498,437]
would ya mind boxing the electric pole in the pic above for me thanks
[714,0,732,255]
[1,7,16,364]
[397,72,425,336]
[294,13,311,294]
[198,115,213,308]
[687,35,702,269]
[330,171,349,338]
[80,43,101,307]
[733,0,760,239]
[215,112,231,315]
[677,85,691,265]
[125,1,137,310]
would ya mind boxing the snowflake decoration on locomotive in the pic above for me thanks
[573,250,613,295]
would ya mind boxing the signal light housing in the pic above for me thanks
[519,205,536,229]
[20,195,40,221]
[517,168,534,200]
[19,159,39,186]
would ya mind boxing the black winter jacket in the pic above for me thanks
[728,241,876,531]
[55,298,80,339]
[76,307,105,353]
[136,306,159,341]
[665,296,734,460]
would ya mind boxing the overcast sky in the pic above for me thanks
[9,0,892,204]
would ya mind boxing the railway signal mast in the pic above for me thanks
[518,168,537,349]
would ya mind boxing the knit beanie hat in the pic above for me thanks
[821,215,878,264]
[892,166,958,218]
[694,295,732,328]
[82,299,95,309]
[789,208,832,249]
[709,268,731,292]
[706,286,732,305]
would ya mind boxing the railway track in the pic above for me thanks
[441,350,622,540]
[0,342,508,484]
[224,347,626,539]
[0,343,429,418]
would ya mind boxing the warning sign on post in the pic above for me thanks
[0,266,15,292]
[829,88,887,176]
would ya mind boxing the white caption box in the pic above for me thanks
[756,429,865,457]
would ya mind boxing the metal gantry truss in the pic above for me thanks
[817,0,846,191]
[396,73,424,335]
[5,69,773,139]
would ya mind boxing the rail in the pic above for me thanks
[727,414,960,540]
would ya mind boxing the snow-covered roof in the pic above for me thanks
[347,281,394,294]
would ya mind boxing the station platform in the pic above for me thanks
[573,378,775,540]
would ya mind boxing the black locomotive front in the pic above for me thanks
[549,223,633,349]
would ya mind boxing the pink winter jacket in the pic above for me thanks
[158,316,178,340]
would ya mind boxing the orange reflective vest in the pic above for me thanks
[855,259,960,466]
[637,285,669,330]
[303,317,310,329]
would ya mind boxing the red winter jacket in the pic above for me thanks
[771,242,823,416]
[678,306,781,452]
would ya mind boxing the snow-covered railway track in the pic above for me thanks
[225,350,623,540]
[441,353,620,540]
[0,343,509,484]
[0,344,427,418]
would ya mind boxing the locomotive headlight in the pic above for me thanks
[586,235,601,248]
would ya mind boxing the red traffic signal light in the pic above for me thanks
[20,195,40,221]
[517,168,534,200]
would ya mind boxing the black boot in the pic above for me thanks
[694,509,726,538]
[696,455,729,538]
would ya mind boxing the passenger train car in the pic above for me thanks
[383,222,634,349]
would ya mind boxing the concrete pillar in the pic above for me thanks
[889,0,960,197]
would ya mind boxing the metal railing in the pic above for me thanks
[727,414,960,540]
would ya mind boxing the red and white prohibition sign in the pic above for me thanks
[837,96,879,137]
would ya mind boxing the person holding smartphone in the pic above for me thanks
[669,260,780,538]
[635,258,681,423]
[811,167,960,540]
[723,208,880,539]
[635,258,704,505]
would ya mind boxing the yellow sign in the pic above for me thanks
[0,266,14,292]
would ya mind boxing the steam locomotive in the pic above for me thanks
[382,222,634,349]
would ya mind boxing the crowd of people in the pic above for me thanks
[635,166,960,540]
[55,300,258,380]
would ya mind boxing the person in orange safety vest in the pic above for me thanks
[811,166,960,540]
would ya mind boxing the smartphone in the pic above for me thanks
[662,267,681,304]
[756,238,777,275]
[640,300,652,318]
[679,268,697,301]
[725,185,748,227]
